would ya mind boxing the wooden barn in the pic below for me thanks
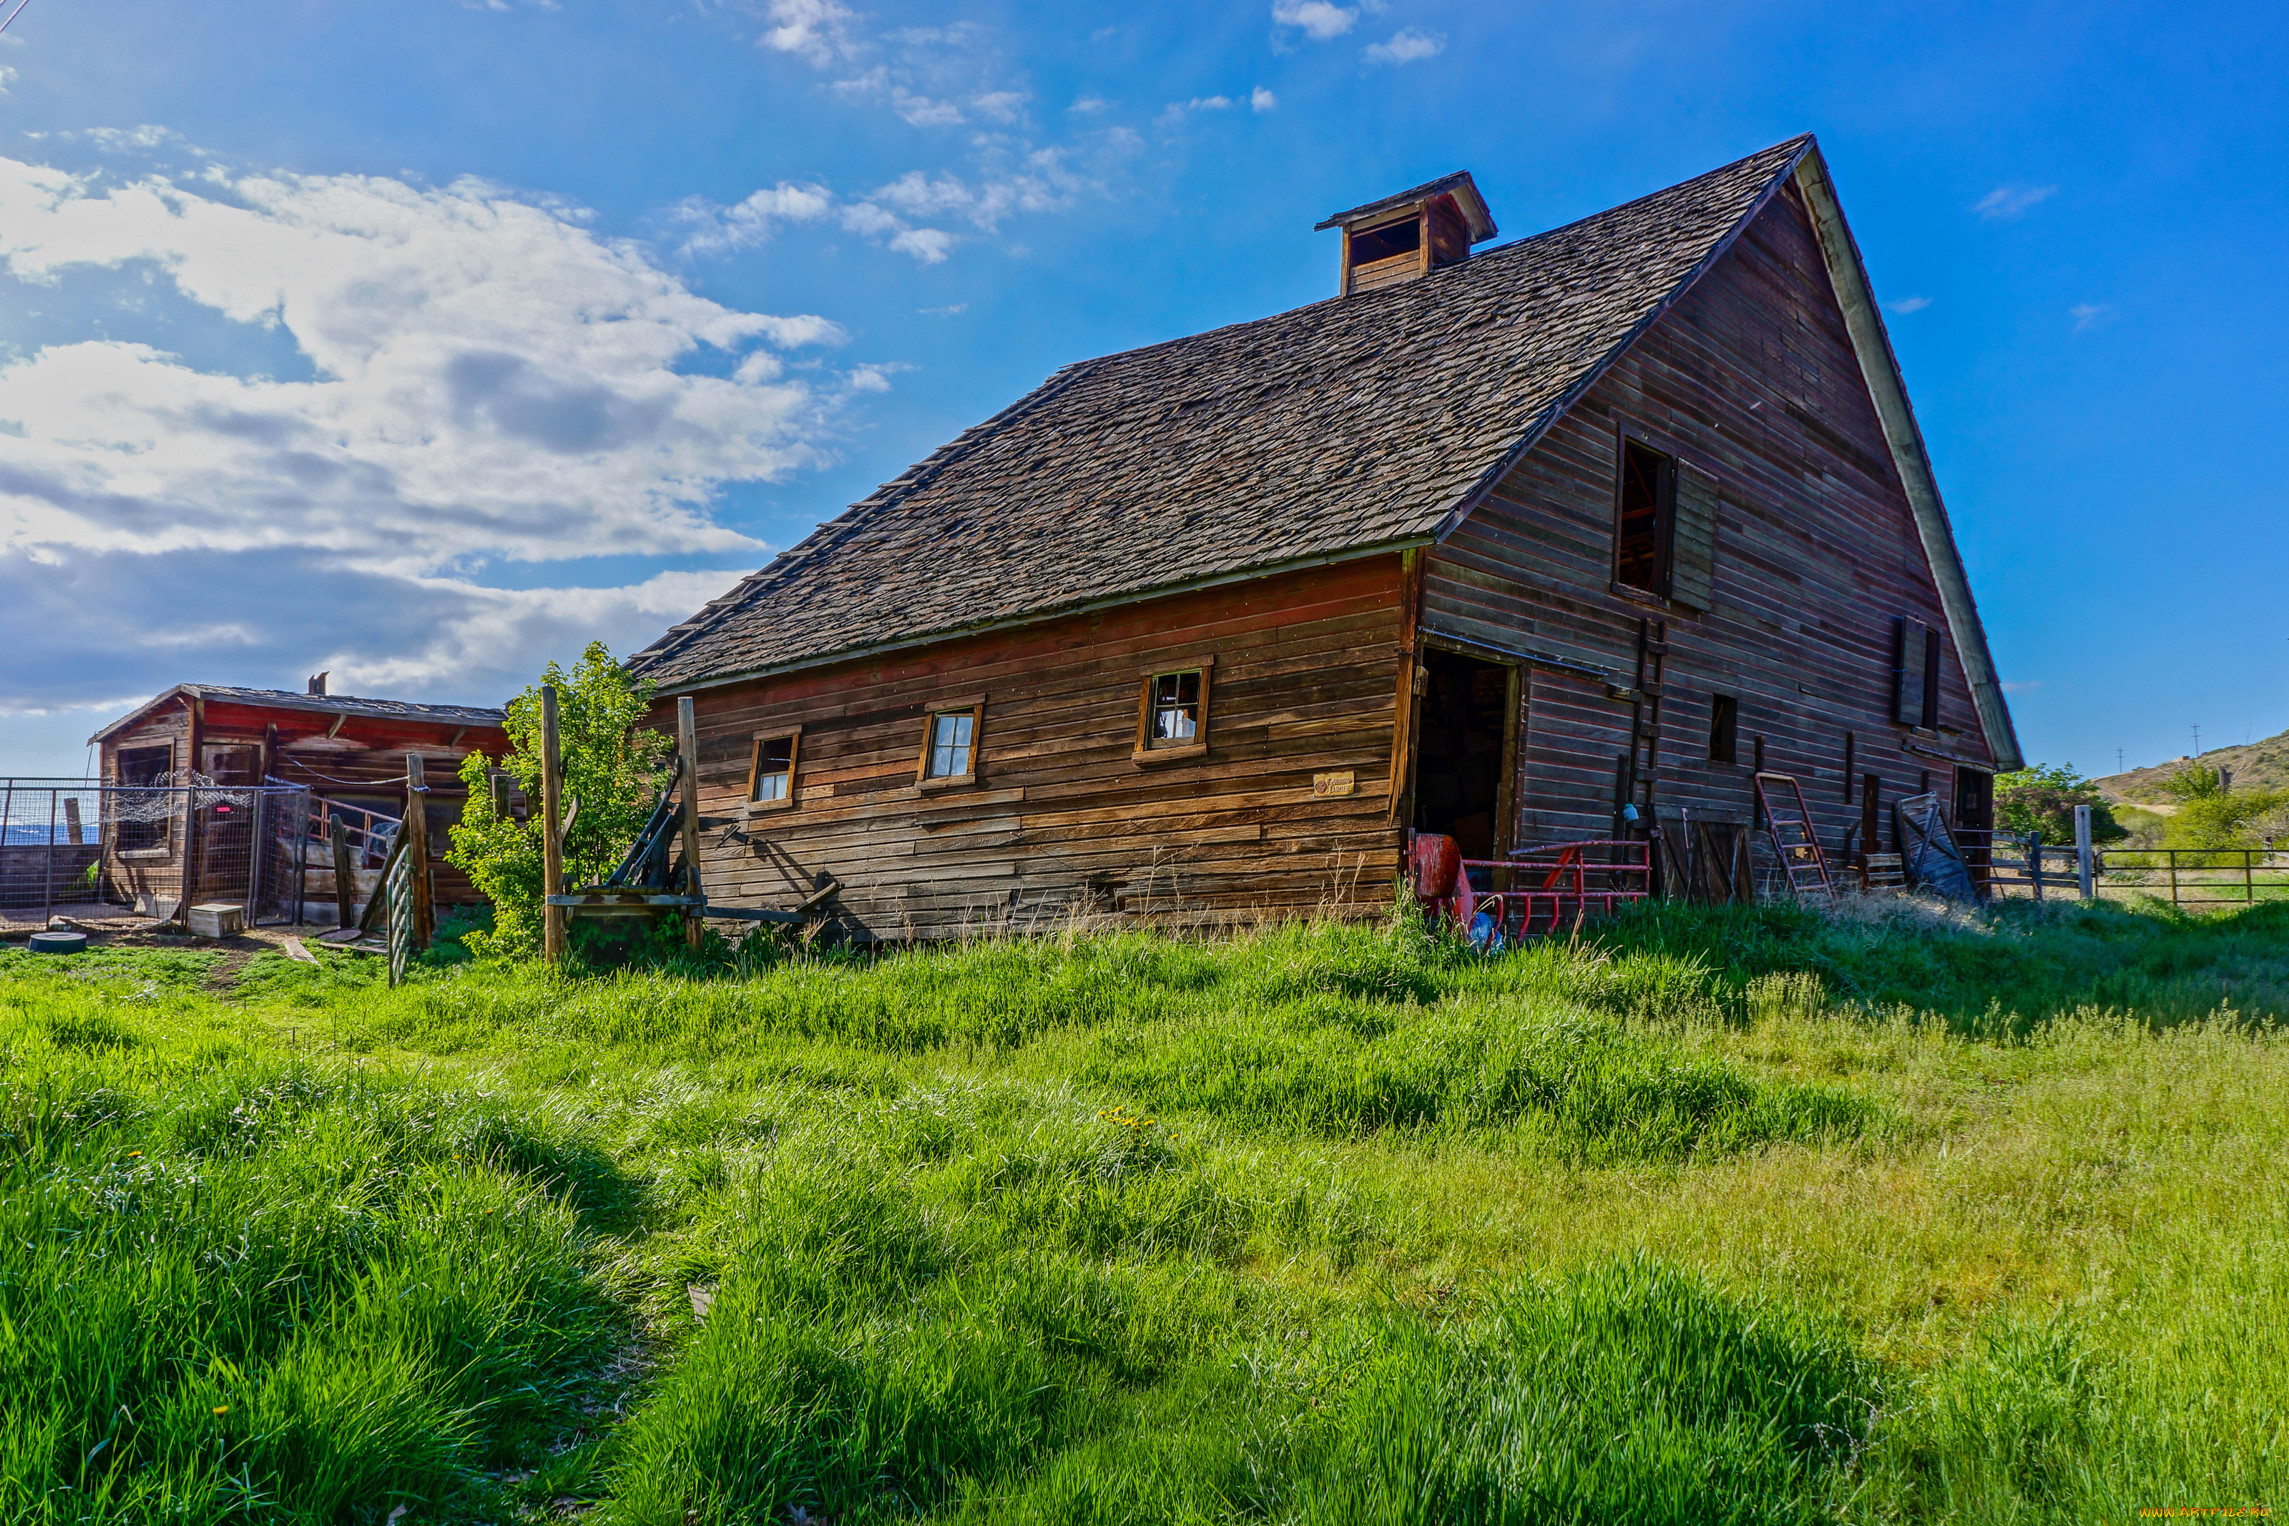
[628,135,2021,941]
[89,677,508,915]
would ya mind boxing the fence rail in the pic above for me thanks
[1956,825,2283,911]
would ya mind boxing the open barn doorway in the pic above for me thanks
[1411,649,1515,861]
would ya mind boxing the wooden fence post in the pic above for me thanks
[2074,804,2094,902]
[2027,832,2042,902]
[330,816,357,930]
[676,695,705,952]
[540,685,566,964]
[42,790,56,922]
[405,754,432,950]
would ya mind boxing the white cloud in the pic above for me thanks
[0,66,16,96]
[1068,95,1110,114]
[972,90,1028,124]
[918,302,968,316]
[1251,86,1277,112]
[2070,302,2116,332]
[1884,295,1932,315]
[831,69,967,127]
[1973,183,2057,220]
[1364,28,1445,64]
[758,0,858,67]
[669,180,832,257]
[0,150,868,711]
[1272,0,1358,40]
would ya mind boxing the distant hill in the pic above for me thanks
[2095,727,2289,805]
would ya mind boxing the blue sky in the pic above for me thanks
[0,0,2282,780]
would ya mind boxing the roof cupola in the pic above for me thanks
[1315,170,1497,295]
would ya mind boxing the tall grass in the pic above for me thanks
[0,998,624,1522]
[1,896,2283,1521]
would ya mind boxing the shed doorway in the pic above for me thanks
[1411,649,1515,861]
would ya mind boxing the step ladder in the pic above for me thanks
[1754,771,1835,905]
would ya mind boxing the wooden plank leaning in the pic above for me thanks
[405,753,433,950]
[676,695,706,951]
[330,816,357,930]
[540,685,566,964]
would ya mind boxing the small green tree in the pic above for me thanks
[2162,782,2289,857]
[1993,763,2126,845]
[2159,763,2226,801]
[448,643,674,960]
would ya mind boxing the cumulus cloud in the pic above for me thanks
[1364,28,1445,64]
[1251,86,1277,112]
[1272,0,1359,40]
[1973,183,2056,220]
[668,180,832,256]
[758,0,859,67]
[833,69,968,127]
[1884,295,1932,315]
[677,152,1095,266]
[0,150,866,711]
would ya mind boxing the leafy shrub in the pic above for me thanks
[1995,763,2126,845]
[448,642,673,960]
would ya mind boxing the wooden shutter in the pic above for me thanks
[1921,627,1943,729]
[1893,616,1929,725]
[1668,464,1718,611]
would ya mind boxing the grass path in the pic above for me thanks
[2,899,2283,1522]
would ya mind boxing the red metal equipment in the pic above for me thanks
[1410,832,1653,943]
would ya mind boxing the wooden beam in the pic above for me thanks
[676,695,705,952]
[405,752,432,950]
[1388,548,1425,831]
[330,816,357,930]
[540,685,566,963]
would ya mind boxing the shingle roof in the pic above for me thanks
[90,685,505,744]
[632,136,1815,690]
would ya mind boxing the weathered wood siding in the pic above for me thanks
[98,699,505,907]
[1422,178,1994,858]
[679,559,1407,941]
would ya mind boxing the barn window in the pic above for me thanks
[1614,436,1677,595]
[747,730,800,810]
[116,743,173,851]
[1134,660,1214,762]
[1708,695,1739,765]
[919,706,980,783]
[1348,215,1420,267]
[1893,617,1944,729]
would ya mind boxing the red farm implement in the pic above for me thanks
[1408,832,1652,944]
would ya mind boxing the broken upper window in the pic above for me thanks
[922,708,977,781]
[1348,216,1421,267]
[1894,618,1944,729]
[116,743,172,850]
[1615,437,1677,594]
[749,732,798,805]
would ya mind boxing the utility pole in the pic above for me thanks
[2191,724,2202,759]
[2116,748,2125,774]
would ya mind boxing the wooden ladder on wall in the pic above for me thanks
[1618,617,1667,829]
[1754,771,1835,904]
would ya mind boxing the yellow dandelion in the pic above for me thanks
[213,1405,230,1416]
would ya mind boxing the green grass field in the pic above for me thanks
[3,897,2283,1523]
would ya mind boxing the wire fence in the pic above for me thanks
[1958,828,2287,912]
[0,777,322,926]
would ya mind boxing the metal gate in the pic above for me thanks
[0,777,314,926]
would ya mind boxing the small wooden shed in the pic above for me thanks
[629,135,2020,940]
[89,678,508,914]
